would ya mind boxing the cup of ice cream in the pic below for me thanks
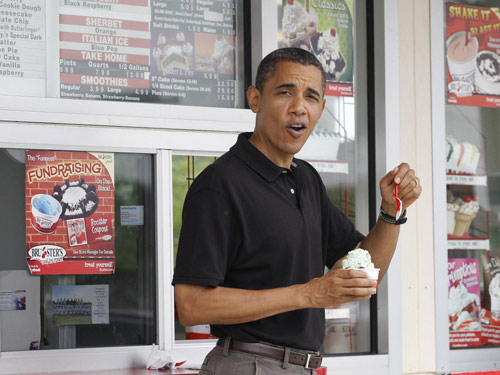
[446,31,479,84]
[489,273,500,314]
[342,249,380,291]
[475,50,500,95]
[30,194,62,234]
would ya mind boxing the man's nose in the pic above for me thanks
[290,95,307,116]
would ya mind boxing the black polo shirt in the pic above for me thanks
[172,132,364,351]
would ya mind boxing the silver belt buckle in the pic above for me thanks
[305,353,313,369]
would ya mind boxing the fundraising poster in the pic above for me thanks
[446,3,500,107]
[448,258,482,348]
[0,0,46,96]
[25,151,115,275]
[58,0,237,107]
[280,0,354,97]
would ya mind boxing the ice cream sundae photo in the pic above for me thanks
[489,273,500,314]
[52,178,99,220]
[475,50,500,95]
[448,280,481,331]
[446,191,480,238]
[311,28,346,81]
[153,31,193,75]
[445,137,481,175]
[281,0,317,50]
[210,36,235,75]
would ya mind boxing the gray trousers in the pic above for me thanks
[199,340,316,375]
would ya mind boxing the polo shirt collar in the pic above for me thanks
[230,132,297,182]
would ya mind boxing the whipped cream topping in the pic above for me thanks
[447,203,459,212]
[448,282,476,316]
[458,200,479,215]
[316,31,341,75]
[61,186,86,210]
[342,249,374,270]
[211,37,233,61]
[489,273,500,298]
[176,31,185,42]
[153,47,161,59]
[282,2,310,39]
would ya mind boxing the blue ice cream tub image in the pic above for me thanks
[30,194,62,234]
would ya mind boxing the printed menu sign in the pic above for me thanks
[446,2,500,107]
[280,0,354,97]
[0,0,46,96]
[448,258,482,348]
[25,151,115,275]
[149,0,237,107]
[58,0,151,102]
[57,0,237,107]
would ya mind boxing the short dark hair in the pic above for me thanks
[255,48,325,94]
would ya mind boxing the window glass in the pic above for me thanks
[172,154,218,341]
[444,0,500,350]
[278,0,372,355]
[0,0,246,108]
[0,150,156,351]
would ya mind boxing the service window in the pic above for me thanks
[0,0,247,108]
[0,150,156,351]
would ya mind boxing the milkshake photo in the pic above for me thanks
[446,31,478,84]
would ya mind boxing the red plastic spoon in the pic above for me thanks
[395,183,403,220]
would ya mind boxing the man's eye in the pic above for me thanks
[307,95,319,101]
[278,91,291,95]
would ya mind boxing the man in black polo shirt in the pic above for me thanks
[173,48,421,374]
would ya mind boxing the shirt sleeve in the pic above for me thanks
[172,187,239,287]
[324,199,365,269]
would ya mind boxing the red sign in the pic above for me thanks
[25,151,115,275]
[446,3,500,107]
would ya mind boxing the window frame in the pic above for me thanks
[431,0,500,372]
[0,0,403,373]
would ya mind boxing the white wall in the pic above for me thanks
[398,1,436,374]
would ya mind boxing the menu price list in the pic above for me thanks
[0,0,45,96]
[149,0,238,107]
[58,0,239,107]
[58,0,151,102]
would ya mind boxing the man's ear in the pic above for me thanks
[246,86,261,113]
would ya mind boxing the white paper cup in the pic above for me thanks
[30,194,62,235]
[356,268,380,291]
[490,293,500,314]
[446,31,478,84]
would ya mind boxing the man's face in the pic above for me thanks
[247,61,325,167]
[72,223,81,235]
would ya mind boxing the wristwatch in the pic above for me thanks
[379,206,407,225]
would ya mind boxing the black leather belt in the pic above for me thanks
[216,338,323,369]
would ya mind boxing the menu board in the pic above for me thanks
[149,0,236,107]
[0,0,46,96]
[25,151,115,275]
[57,0,237,107]
[446,2,500,107]
[58,0,151,102]
[279,0,354,97]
